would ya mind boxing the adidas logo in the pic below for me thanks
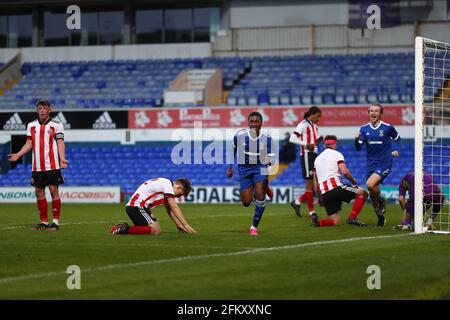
[3,113,26,130]
[54,112,71,129]
[93,111,116,129]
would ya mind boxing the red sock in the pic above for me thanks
[305,190,315,212]
[298,192,306,203]
[319,218,337,227]
[52,198,61,220]
[37,198,48,223]
[127,226,154,235]
[349,196,366,220]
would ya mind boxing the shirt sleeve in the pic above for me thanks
[390,125,400,141]
[290,122,307,147]
[163,180,175,198]
[336,151,345,164]
[55,122,64,140]
[359,127,366,144]
[267,135,272,155]
[355,127,364,151]
[26,123,32,139]
[293,123,303,137]
[228,133,238,170]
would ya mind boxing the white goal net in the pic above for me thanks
[415,37,450,234]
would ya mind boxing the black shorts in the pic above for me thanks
[322,185,359,215]
[31,170,64,189]
[301,152,317,179]
[126,206,157,226]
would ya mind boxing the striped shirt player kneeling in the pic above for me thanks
[110,177,196,235]
[8,99,68,231]
[311,135,368,227]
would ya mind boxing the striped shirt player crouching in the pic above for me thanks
[8,99,68,231]
[311,135,368,227]
[110,177,196,235]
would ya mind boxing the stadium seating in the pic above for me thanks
[0,140,437,193]
[0,52,417,110]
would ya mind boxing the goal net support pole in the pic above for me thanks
[414,36,425,234]
[415,36,450,234]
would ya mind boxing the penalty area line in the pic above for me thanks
[0,233,413,284]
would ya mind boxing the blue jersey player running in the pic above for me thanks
[227,111,274,236]
[355,104,401,226]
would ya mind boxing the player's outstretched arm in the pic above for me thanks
[165,198,196,233]
[8,139,33,162]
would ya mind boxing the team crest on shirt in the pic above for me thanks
[379,130,384,137]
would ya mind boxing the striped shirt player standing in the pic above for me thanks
[355,103,401,226]
[110,177,196,235]
[311,135,368,227]
[289,106,323,220]
[227,111,274,236]
[8,99,68,231]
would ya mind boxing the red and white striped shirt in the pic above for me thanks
[292,119,319,156]
[314,148,344,193]
[26,118,64,172]
[126,178,175,209]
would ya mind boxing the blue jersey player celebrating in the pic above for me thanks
[227,111,274,236]
[355,104,401,226]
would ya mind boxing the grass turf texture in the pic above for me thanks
[0,203,449,299]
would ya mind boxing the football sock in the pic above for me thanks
[319,218,337,227]
[294,193,304,205]
[252,199,266,228]
[305,190,315,213]
[52,198,61,223]
[429,213,438,223]
[37,198,48,224]
[127,226,154,235]
[349,195,366,220]
[370,194,380,213]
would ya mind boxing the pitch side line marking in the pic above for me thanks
[0,233,413,284]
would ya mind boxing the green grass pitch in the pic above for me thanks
[0,202,449,300]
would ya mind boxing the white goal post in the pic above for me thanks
[415,36,450,234]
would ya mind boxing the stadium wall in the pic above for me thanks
[213,21,450,56]
[229,0,448,28]
[0,43,212,63]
